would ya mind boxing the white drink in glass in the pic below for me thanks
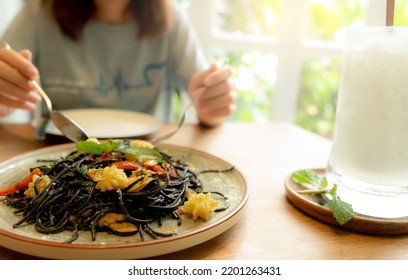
[327,27,408,218]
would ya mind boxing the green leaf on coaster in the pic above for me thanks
[328,185,354,225]
[291,169,355,225]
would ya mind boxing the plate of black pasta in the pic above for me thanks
[0,139,248,259]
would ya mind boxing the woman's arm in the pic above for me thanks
[168,4,236,126]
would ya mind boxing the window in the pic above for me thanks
[0,0,26,124]
[186,0,406,137]
[0,0,23,36]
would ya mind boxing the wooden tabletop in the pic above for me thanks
[1,122,408,260]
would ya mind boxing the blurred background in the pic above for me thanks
[2,0,408,137]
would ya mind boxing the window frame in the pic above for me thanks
[186,0,388,122]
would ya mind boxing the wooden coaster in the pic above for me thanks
[284,169,408,235]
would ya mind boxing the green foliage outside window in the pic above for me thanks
[211,0,408,137]
[295,57,341,138]
[214,51,276,123]
[307,0,369,40]
[298,0,408,137]
[215,0,282,36]
[296,0,367,137]
[394,1,408,25]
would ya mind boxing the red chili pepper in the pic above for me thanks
[0,168,42,196]
[163,163,179,178]
[146,164,167,175]
[97,152,113,161]
[110,161,140,170]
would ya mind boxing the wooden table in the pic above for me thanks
[1,122,408,260]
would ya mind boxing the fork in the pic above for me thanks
[151,60,228,145]
[151,87,206,145]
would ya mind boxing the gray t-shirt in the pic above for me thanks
[1,0,207,122]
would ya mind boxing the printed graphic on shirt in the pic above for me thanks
[41,62,169,112]
[42,62,167,97]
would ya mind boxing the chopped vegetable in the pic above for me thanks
[0,168,42,196]
[110,161,140,170]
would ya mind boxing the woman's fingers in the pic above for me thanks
[188,62,236,126]
[19,49,33,61]
[0,91,38,111]
[0,48,38,80]
[196,85,236,115]
[0,61,40,104]
[0,47,40,111]
[0,60,34,92]
[194,82,237,127]
[204,65,232,88]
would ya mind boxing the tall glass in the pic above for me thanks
[327,27,408,218]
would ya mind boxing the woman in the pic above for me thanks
[0,0,235,127]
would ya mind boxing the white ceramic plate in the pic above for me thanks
[0,144,248,259]
[44,109,162,138]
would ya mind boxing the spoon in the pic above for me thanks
[31,81,90,142]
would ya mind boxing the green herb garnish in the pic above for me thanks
[292,169,328,190]
[291,169,354,225]
[75,140,120,155]
[75,140,163,161]
[120,147,163,161]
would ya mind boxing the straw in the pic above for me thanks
[386,0,395,26]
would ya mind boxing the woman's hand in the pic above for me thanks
[188,63,236,127]
[0,47,40,117]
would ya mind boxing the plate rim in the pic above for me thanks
[0,143,249,259]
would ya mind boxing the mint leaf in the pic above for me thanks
[291,169,354,225]
[75,141,120,155]
[120,147,163,161]
[292,169,328,189]
[328,185,354,225]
